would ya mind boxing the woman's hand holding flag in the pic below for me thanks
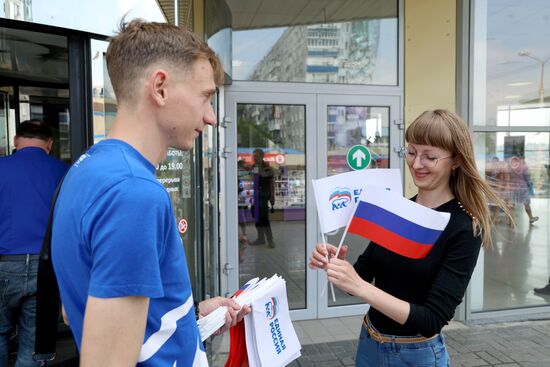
[308,243,348,270]
[309,243,366,297]
[325,258,366,297]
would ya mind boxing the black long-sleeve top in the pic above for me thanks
[353,198,482,337]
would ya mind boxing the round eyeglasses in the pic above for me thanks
[404,149,453,168]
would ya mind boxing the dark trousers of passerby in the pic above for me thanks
[0,254,41,367]
[254,196,274,247]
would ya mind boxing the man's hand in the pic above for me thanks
[199,297,251,335]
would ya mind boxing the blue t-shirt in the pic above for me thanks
[52,139,207,366]
[0,147,68,254]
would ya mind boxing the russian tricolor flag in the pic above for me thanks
[347,186,450,259]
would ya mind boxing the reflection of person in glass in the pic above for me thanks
[309,110,512,366]
[485,156,510,223]
[251,148,275,248]
[508,156,538,224]
[237,159,249,262]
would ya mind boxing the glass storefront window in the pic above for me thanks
[236,103,306,310]
[473,132,550,311]
[472,0,550,313]
[19,86,70,161]
[232,16,398,85]
[472,0,550,126]
[0,27,69,162]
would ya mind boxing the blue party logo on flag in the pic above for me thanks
[329,187,353,211]
[264,297,279,320]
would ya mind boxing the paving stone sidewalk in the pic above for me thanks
[289,319,550,367]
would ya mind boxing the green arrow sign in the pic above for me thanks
[347,145,371,170]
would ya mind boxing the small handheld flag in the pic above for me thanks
[312,169,402,234]
[347,186,450,259]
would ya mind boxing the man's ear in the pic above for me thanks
[149,69,169,106]
[13,136,18,149]
[46,139,54,154]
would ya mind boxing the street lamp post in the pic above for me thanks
[518,51,550,105]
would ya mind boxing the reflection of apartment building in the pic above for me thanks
[3,0,31,21]
[251,20,380,84]
[250,27,307,81]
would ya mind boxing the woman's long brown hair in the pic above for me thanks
[405,110,511,248]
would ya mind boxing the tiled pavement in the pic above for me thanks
[286,317,550,367]
[8,315,550,366]
[210,315,550,366]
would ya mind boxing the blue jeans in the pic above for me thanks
[356,322,450,367]
[0,256,41,367]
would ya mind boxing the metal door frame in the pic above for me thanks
[224,84,403,320]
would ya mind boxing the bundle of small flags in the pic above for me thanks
[197,275,301,367]
[197,277,262,341]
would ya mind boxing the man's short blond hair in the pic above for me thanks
[106,19,224,105]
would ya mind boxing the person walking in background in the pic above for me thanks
[250,148,276,248]
[0,120,68,367]
[309,110,511,366]
[51,20,248,366]
[508,156,538,225]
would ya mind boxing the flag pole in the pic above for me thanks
[334,199,357,258]
[320,232,336,303]
[312,179,336,302]
[321,204,357,302]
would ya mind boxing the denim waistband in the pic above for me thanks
[363,314,439,344]
[0,254,40,262]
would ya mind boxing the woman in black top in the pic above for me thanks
[309,110,511,366]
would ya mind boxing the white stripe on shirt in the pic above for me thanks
[139,295,194,362]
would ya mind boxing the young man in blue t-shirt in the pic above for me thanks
[52,20,249,366]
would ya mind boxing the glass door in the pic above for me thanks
[316,94,402,318]
[224,91,318,320]
[225,90,403,320]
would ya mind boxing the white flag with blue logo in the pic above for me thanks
[312,169,402,234]
[244,276,301,367]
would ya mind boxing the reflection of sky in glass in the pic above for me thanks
[20,0,165,36]
[233,28,287,79]
[91,39,109,87]
[483,0,550,109]
[372,19,398,84]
